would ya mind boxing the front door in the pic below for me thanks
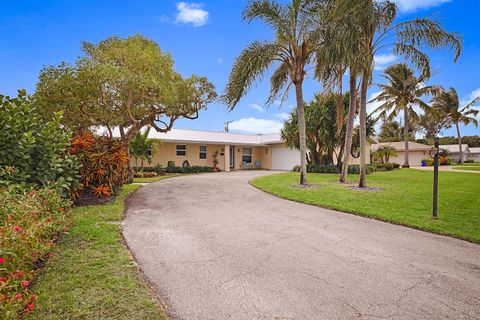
[229,146,235,169]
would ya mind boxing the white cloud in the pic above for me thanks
[460,88,480,118]
[273,100,282,106]
[367,91,383,115]
[274,112,291,120]
[248,103,265,113]
[156,14,170,23]
[229,118,283,134]
[374,54,397,71]
[393,0,452,13]
[175,2,208,27]
[217,58,223,64]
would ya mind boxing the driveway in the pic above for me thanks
[122,171,480,320]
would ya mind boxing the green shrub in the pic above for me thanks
[0,91,81,197]
[165,166,213,174]
[0,188,70,319]
[370,163,400,171]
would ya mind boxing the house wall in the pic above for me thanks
[386,150,429,166]
[137,142,272,170]
[448,152,469,163]
[468,153,480,162]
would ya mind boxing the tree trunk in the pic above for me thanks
[141,158,144,173]
[456,123,463,164]
[403,106,410,168]
[340,73,357,183]
[358,72,368,188]
[295,81,307,185]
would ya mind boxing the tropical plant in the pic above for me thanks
[331,0,462,186]
[372,145,397,164]
[371,63,438,167]
[35,35,216,146]
[379,120,416,142]
[222,0,326,184]
[282,92,348,166]
[70,130,130,202]
[0,90,81,197]
[431,87,479,163]
[417,108,452,141]
[130,127,161,172]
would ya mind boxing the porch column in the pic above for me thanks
[224,144,230,172]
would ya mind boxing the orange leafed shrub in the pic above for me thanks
[70,131,129,200]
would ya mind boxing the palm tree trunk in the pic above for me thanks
[358,72,368,188]
[456,122,463,164]
[141,158,144,173]
[340,73,357,183]
[294,81,307,185]
[403,106,410,168]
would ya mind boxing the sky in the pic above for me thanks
[0,0,479,137]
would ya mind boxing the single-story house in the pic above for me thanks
[370,141,432,166]
[468,147,480,162]
[439,144,470,163]
[137,128,301,171]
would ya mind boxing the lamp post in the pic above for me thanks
[432,137,439,220]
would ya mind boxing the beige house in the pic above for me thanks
[371,141,432,166]
[439,144,470,163]
[139,129,301,171]
[468,147,480,162]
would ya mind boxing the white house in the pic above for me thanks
[439,144,470,163]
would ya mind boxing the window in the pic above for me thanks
[199,145,207,159]
[242,147,252,164]
[176,144,187,157]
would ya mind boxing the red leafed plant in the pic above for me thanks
[70,130,129,203]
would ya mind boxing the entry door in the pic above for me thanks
[229,146,235,169]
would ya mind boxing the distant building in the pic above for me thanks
[439,144,470,163]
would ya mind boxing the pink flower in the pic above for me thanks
[12,226,22,232]
[21,280,30,287]
[13,293,22,300]
[26,304,35,311]
[0,257,4,264]
[0,277,7,282]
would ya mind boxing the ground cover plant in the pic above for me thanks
[251,169,480,243]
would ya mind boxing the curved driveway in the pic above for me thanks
[123,171,480,320]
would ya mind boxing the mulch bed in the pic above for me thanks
[348,186,383,192]
[289,183,323,190]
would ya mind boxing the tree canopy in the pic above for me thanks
[35,35,217,144]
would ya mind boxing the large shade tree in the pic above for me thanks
[371,63,436,167]
[222,0,326,185]
[35,35,216,146]
[332,0,462,186]
[431,87,479,163]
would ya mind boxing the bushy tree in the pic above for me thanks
[130,127,161,171]
[0,90,81,197]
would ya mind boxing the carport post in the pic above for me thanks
[432,137,439,220]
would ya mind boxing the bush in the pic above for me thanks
[0,188,70,318]
[133,171,157,178]
[165,166,214,174]
[292,164,375,174]
[0,91,81,197]
[370,163,399,171]
[70,131,129,203]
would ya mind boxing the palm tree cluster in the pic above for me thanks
[223,0,462,187]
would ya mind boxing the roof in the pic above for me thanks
[371,141,431,151]
[439,144,470,153]
[467,147,480,153]
[110,127,284,146]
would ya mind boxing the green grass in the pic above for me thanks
[29,185,166,320]
[453,162,479,166]
[251,169,480,243]
[132,174,182,183]
[452,166,480,171]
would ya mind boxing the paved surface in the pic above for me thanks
[122,171,480,320]
[412,165,480,174]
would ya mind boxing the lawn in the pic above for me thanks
[28,185,166,320]
[251,169,480,243]
[452,166,480,171]
[132,174,182,183]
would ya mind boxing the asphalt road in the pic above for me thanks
[122,171,480,320]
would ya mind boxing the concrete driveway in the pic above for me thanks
[122,171,480,320]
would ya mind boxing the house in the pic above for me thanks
[138,128,301,171]
[468,147,480,162]
[370,141,432,166]
[439,144,470,163]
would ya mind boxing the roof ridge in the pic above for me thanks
[169,127,278,136]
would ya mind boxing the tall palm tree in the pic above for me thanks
[371,63,436,167]
[332,0,461,186]
[431,87,479,164]
[222,0,325,185]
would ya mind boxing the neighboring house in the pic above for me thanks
[135,128,300,171]
[468,147,480,162]
[370,141,431,166]
[439,144,470,163]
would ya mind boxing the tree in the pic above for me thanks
[130,127,161,171]
[222,0,326,185]
[371,63,438,167]
[431,87,479,163]
[281,92,348,166]
[35,35,216,146]
[332,0,461,186]
[417,108,452,141]
[372,145,397,164]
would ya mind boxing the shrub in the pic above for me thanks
[370,163,399,171]
[165,166,214,174]
[0,188,70,319]
[70,131,129,203]
[292,164,376,174]
[0,91,81,197]
[133,172,158,178]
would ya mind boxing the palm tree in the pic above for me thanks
[417,108,452,142]
[332,0,461,186]
[431,87,479,164]
[222,0,325,185]
[130,127,161,172]
[373,145,397,164]
[371,63,436,167]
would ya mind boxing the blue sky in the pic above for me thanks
[0,0,479,137]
